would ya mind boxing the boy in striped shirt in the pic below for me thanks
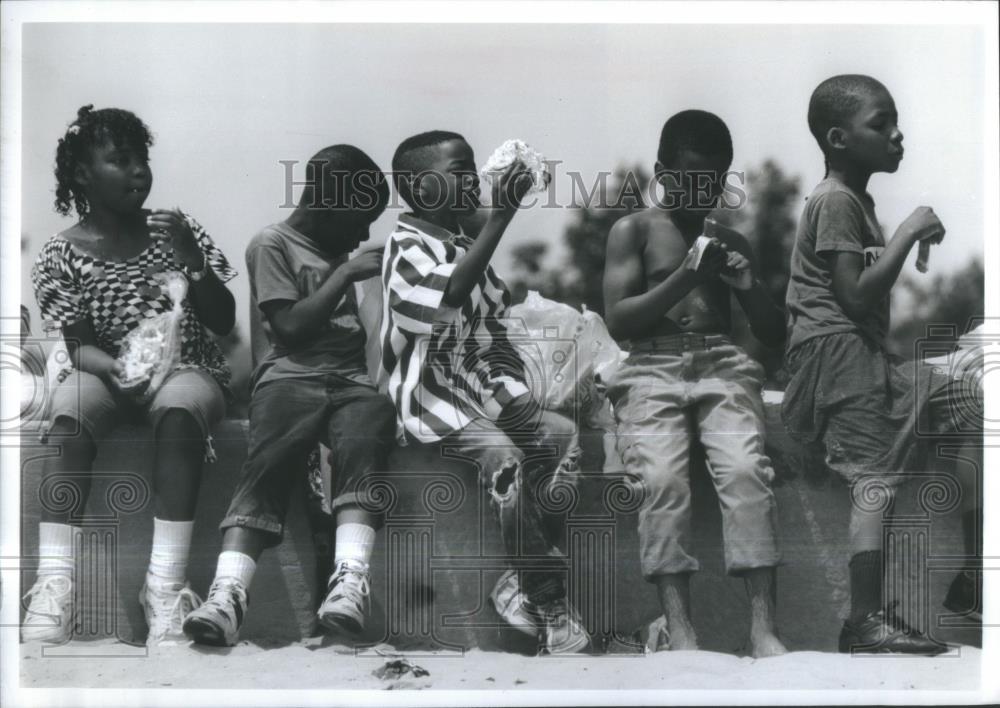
[379,131,588,654]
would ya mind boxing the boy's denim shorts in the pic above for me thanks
[220,375,397,545]
[782,331,982,488]
[46,367,225,447]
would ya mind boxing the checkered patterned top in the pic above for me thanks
[31,214,237,388]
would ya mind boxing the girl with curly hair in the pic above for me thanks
[23,105,238,646]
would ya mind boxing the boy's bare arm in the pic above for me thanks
[829,206,944,320]
[262,250,381,349]
[442,162,533,308]
[725,233,785,347]
[603,217,726,341]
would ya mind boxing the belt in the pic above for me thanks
[627,332,732,353]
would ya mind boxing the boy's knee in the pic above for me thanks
[353,395,397,436]
[482,455,522,502]
[717,454,775,493]
[643,469,688,503]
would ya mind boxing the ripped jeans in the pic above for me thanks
[441,394,581,604]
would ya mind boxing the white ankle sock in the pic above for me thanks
[147,518,194,587]
[37,522,76,580]
[334,523,375,567]
[215,551,256,588]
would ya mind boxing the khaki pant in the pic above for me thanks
[607,334,780,579]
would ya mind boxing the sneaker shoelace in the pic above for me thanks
[534,597,574,627]
[204,578,247,622]
[147,584,201,636]
[329,564,371,610]
[23,576,71,623]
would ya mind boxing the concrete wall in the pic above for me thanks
[19,403,978,654]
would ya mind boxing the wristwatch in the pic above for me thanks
[186,258,211,282]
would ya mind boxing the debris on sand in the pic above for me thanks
[373,659,429,680]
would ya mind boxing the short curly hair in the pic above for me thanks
[54,105,154,217]
[657,110,733,168]
[807,75,887,154]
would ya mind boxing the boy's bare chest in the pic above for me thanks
[642,230,691,285]
[641,226,730,328]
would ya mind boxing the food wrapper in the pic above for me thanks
[117,271,187,397]
[687,220,752,290]
[686,235,715,272]
[480,139,550,194]
[916,240,931,273]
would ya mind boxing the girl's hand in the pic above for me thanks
[108,361,151,401]
[147,208,204,270]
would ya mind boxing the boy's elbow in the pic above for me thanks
[605,311,627,342]
[272,320,305,349]
[839,296,869,323]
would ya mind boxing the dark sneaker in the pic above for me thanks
[317,559,371,636]
[182,578,248,647]
[532,597,590,654]
[943,571,982,622]
[838,602,947,655]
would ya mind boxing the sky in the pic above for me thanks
[16,20,989,339]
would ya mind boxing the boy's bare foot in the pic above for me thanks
[666,623,699,651]
[655,573,699,651]
[744,567,784,658]
[750,631,787,658]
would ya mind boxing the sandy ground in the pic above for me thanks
[18,637,982,693]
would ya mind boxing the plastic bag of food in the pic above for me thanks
[480,139,550,194]
[117,271,187,397]
[507,292,625,424]
[507,292,581,410]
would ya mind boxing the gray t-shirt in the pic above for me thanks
[785,178,889,353]
[246,222,371,390]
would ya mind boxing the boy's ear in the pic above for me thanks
[653,160,667,184]
[825,126,848,151]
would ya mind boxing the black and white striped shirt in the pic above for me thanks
[378,214,529,443]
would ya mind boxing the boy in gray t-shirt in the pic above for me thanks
[783,75,982,654]
[184,146,397,646]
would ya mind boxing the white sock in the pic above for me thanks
[334,523,375,567]
[146,518,194,588]
[215,550,256,588]
[37,522,76,580]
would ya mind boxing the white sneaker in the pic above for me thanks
[489,570,589,653]
[489,569,539,637]
[534,597,590,654]
[182,577,248,647]
[140,579,203,646]
[317,559,371,635]
[21,575,75,643]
